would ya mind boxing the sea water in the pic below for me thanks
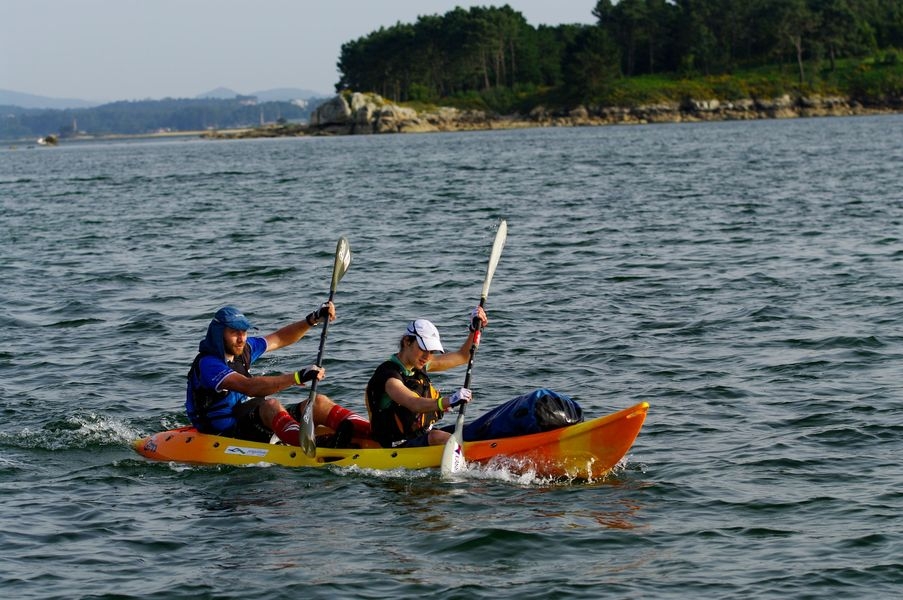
[1,116,902,599]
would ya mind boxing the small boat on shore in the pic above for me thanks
[133,401,648,480]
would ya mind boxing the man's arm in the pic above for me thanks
[220,366,323,397]
[263,301,336,352]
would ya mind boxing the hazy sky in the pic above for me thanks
[2,0,597,101]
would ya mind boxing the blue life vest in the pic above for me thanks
[186,346,251,432]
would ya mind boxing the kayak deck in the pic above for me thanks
[134,401,648,479]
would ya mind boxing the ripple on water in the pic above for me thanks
[2,117,903,599]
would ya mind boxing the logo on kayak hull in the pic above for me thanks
[225,446,269,457]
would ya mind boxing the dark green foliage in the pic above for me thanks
[336,1,903,109]
[338,6,538,102]
[841,52,903,101]
[562,27,623,103]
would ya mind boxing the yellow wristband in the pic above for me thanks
[294,371,302,385]
[437,397,444,411]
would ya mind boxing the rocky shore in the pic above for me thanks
[203,91,902,139]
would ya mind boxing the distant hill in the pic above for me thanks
[0,96,316,141]
[0,89,100,110]
[253,87,330,102]
[195,87,243,99]
[196,87,330,101]
[0,86,331,111]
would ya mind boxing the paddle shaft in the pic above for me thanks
[300,237,351,457]
[306,288,336,399]
[458,297,485,411]
[451,220,507,440]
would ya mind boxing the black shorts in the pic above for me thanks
[229,397,273,443]
[395,431,432,448]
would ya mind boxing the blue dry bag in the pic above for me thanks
[461,388,584,441]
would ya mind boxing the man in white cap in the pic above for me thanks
[364,307,488,447]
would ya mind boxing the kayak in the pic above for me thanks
[133,401,648,480]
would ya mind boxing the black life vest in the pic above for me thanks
[365,357,442,447]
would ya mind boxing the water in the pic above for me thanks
[2,116,902,599]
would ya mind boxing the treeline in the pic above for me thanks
[1,97,310,140]
[336,0,903,106]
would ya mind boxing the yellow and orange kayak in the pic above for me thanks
[133,401,648,479]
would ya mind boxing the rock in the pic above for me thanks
[683,98,720,112]
[309,95,352,127]
[755,94,793,111]
[634,102,681,123]
[728,99,756,111]
[376,104,433,133]
[569,105,590,121]
[797,94,853,117]
[529,105,550,121]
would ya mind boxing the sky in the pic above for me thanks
[1,0,597,102]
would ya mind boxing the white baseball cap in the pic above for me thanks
[406,319,444,353]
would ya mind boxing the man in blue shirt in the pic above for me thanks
[186,304,369,447]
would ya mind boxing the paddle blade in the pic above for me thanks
[331,236,352,292]
[299,394,317,457]
[453,409,465,447]
[440,435,466,477]
[481,220,507,300]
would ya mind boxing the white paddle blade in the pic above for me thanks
[332,237,352,290]
[300,398,317,457]
[481,220,507,299]
[440,435,466,477]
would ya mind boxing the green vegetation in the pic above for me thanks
[6,1,902,140]
[337,0,903,114]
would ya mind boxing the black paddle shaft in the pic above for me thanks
[307,289,336,399]
[459,296,487,413]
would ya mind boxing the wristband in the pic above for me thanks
[437,397,444,412]
[305,312,318,327]
[294,371,302,385]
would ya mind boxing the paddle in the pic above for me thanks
[441,220,507,477]
[299,236,352,458]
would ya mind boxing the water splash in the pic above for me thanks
[0,413,140,450]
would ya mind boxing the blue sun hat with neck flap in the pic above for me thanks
[213,306,256,331]
[198,306,257,359]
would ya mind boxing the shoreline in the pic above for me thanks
[200,105,902,141]
[8,95,901,146]
[203,92,903,139]
[4,128,255,147]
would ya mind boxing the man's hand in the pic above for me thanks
[294,364,324,385]
[305,301,336,326]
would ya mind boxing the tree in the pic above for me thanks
[562,26,622,102]
[533,24,584,87]
[595,0,646,75]
[776,0,820,84]
[812,0,858,70]
[330,0,903,107]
